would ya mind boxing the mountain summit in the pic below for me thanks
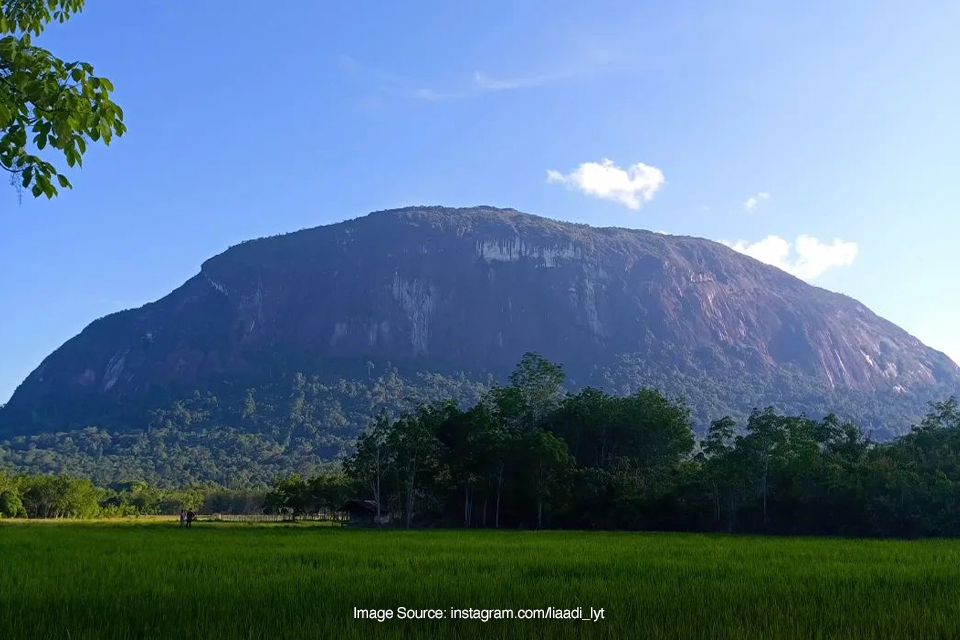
[2,206,957,440]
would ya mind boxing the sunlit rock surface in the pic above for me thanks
[3,206,957,436]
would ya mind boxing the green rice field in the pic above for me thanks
[2,521,959,639]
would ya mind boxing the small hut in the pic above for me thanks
[340,500,390,525]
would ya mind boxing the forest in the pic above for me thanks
[0,356,939,488]
[2,353,960,538]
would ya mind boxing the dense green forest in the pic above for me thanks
[0,366,490,486]
[0,354,944,487]
[4,353,960,538]
[324,354,960,537]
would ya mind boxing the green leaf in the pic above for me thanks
[1,3,124,200]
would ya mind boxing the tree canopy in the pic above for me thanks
[1,0,124,199]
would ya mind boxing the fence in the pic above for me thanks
[207,511,348,523]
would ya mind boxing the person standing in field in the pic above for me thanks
[186,509,195,529]
[179,509,186,529]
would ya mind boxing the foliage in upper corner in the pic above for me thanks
[0,0,124,199]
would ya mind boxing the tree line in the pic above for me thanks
[5,352,960,538]
[0,473,264,519]
[328,353,960,537]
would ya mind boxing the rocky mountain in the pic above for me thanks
[2,206,958,449]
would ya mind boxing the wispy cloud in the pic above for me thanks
[411,49,621,102]
[338,46,622,104]
[743,191,770,213]
[724,234,858,280]
[547,159,665,210]
[414,68,582,101]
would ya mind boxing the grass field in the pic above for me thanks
[2,522,959,639]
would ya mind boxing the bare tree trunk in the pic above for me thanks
[495,466,503,529]
[728,494,736,533]
[536,460,544,530]
[482,494,488,528]
[405,487,412,527]
[762,456,769,527]
[712,481,720,524]
[373,468,381,526]
[371,443,384,528]
[405,450,418,528]
[405,477,414,528]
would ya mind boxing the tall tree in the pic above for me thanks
[388,403,451,527]
[506,352,565,427]
[473,402,513,528]
[343,411,392,524]
[700,416,737,526]
[524,427,573,529]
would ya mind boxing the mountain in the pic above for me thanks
[1,206,957,483]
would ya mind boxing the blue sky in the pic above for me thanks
[1,0,959,403]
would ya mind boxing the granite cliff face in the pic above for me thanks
[2,206,957,436]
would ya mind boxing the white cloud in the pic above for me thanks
[743,191,770,212]
[415,70,575,101]
[546,159,665,210]
[724,234,858,280]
